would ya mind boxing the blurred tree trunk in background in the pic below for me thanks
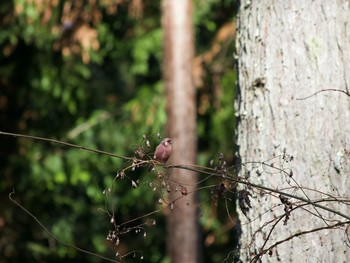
[236,1,350,261]
[162,0,201,262]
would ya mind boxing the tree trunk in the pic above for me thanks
[162,1,201,263]
[236,1,350,262]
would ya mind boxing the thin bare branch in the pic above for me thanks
[9,190,120,263]
[0,131,131,160]
[296,88,350,100]
[252,220,350,262]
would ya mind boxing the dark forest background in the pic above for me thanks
[0,0,239,262]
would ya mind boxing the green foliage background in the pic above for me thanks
[0,0,239,262]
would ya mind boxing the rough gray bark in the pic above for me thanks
[162,1,200,262]
[236,1,350,262]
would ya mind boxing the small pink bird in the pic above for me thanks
[154,138,173,163]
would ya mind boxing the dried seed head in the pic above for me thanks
[131,180,138,188]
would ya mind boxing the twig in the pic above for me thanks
[2,132,350,228]
[9,190,120,263]
[252,220,350,262]
[296,88,350,100]
[233,177,350,220]
[0,131,131,160]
